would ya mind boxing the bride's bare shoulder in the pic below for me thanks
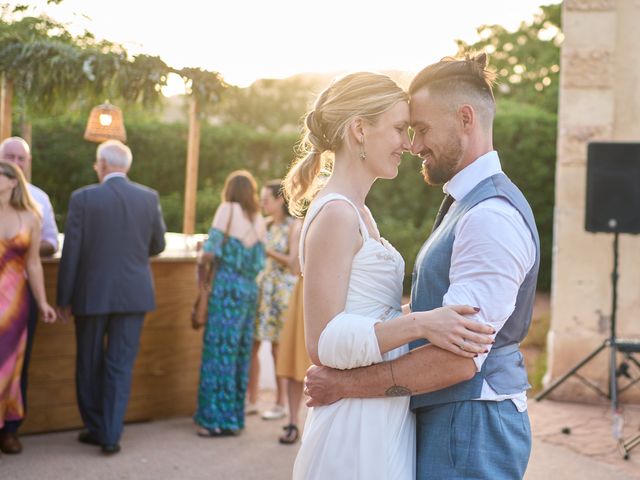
[305,200,360,251]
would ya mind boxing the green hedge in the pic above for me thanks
[493,100,557,292]
[31,118,299,233]
[29,100,556,291]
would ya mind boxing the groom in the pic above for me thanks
[305,53,539,479]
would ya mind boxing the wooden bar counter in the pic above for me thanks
[22,233,205,434]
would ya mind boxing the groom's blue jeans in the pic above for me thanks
[416,400,531,479]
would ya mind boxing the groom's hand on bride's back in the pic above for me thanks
[304,365,343,407]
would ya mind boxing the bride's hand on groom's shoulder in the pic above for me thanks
[304,365,343,407]
[417,306,495,359]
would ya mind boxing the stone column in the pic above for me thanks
[548,0,640,402]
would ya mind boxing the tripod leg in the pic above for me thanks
[535,341,607,401]
[609,232,619,410]
[610,344,618,410]
[626,352,640,370]
[623,434,640,457]
[619,434,640,460]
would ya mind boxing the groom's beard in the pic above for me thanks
[421,137,463,186]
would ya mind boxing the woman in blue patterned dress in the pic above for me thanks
[246,180,300,420]
[195,170,266,437]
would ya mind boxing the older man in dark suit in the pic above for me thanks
[57,140,166,455]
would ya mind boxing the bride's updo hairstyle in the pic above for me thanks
[284,72,408,217]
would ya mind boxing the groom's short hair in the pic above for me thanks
[409,53,496,122]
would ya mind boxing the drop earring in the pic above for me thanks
[359,136,366,161]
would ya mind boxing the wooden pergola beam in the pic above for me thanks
[182,97,201,234]
[0,73,13,142]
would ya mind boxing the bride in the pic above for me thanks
[283,72,494,479]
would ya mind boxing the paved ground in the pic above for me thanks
[1,397,639,479]
[527,400,640,479]
[3,296,639,478]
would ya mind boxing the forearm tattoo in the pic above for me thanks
[385,361,411,397]
[385,385,412,396]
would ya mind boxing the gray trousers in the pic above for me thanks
[75,313,145,445]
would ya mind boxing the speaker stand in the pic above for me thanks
[535,232,640,459]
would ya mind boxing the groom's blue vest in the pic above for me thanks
[409,173,540,410]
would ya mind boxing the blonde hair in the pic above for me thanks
[284,72,408,217]
[0,160,40,219]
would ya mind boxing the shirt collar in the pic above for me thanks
[103,172,127,183]
[443,150,502,201]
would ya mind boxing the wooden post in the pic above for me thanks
[182,97,201,234]
[20,120,32,146]
[0,73,13,141]
[21,119,32,181]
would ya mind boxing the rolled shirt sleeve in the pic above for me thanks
[442,197,535,372]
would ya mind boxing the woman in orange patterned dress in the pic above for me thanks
[0,161,56,435]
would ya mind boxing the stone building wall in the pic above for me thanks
[548,0,640,402]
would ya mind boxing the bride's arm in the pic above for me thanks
[374,306,493,357]
[305,202,415,367]
[303,202,361,366]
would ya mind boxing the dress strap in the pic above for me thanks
[299,193,369,269]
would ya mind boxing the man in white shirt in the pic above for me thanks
[305,54,539,478]
[0,136,59,454]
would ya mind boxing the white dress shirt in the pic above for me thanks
[440,151,535,411]
[27,183,59,252]
[103,172,127,182]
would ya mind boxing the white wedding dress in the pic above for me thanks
[293,194,415,480]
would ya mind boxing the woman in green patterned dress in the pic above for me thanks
[195,170,266,437]
[246,180,301,420]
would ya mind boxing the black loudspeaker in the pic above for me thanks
[586,142,640,234]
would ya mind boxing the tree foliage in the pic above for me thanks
[176,67,228,116]
[5,3,562,294]
[218,75,331,131]
[0,12,226,118]
[0,15,123,114]
[456,3,562,113]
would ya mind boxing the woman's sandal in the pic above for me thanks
[278,424,299,445]
[197,427,238,437]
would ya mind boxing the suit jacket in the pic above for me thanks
[57,176,166,315]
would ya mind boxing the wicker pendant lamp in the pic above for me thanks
[84,101,127,143]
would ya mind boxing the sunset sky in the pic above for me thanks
[13,0,561,91]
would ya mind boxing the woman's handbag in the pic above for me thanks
[191,211,233,330]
